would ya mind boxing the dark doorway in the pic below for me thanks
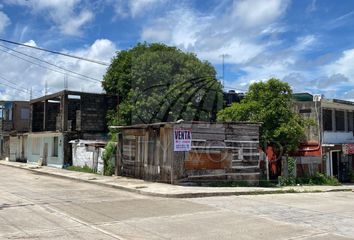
[332,151,339,178]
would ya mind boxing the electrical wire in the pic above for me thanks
[0,74,41,98]
[0,69,41,95]
[0,38,110,66]
[0,45,102,83]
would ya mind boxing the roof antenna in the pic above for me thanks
[29,87,32,100]
[45,80,48,96]
[64,73,68,90]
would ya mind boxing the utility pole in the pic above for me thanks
[219,54,230,88]
[222,54,225,87]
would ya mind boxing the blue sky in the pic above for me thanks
[1,0,354,100]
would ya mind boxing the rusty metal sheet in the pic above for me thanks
[185,151,230,170]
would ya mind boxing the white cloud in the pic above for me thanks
[306,0,317,13]
[137,0,345,98]
[232,0,289,28]
[141,27,171,42]
[113,0,166,18]
[3,0,93,36]
[293,35,317,51]
[140,0,291,65]
[23,39,37,47]
[59,10,93,36]
[0,11,11,33]
[141,8,210,49]
[325,49,354,80]
[130,0,165,17]
[0,39,117,100]
[198,40,265,65]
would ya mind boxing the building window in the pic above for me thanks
[52,137,58,157]
[323,109,332,131]
[335,110,345,131]
[348,111,353,132]
[20,108,30,120]
[32,138,40,155]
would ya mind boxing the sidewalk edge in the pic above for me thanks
[1,162,353,198]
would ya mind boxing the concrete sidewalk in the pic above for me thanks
[1,160,353,198]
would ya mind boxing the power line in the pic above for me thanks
[0,47,100,84]
[0,38,110,66]
[0,44,102,83]
[0,67,41,94]
[0,74,41,98]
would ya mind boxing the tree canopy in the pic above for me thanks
[217,78,311,155]
[102,43,223,125]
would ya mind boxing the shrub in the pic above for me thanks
[278,172,340,186]
[278,176,296,186]
[309,172,340,186]
[278,157,296,186]
[102,141,116,176]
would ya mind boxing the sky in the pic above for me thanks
[1,0,354,100]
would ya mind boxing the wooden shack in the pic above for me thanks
[112,122,261,185]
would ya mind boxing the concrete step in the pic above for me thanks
[227,166,260,173]
[232,160,259,166]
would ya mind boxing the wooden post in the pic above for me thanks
[266,156,270,181]
[115,132,123,176]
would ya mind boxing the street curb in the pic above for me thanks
[0,163,145,196]
[1,162,353,198]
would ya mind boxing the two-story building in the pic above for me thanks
[0,101,30,162]
[293,93,354,182]
[223,90,244,107]
[27,90,117,168]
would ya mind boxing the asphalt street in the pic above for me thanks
[0,165,353,240]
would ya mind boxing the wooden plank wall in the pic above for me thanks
[118,122,260,183]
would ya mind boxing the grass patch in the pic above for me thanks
[65,165,95,174]
[278,173,341,187]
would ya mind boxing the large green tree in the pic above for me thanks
[103,43,223,125]
[217,78,311,155]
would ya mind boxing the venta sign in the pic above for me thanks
[173,128,192,152]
